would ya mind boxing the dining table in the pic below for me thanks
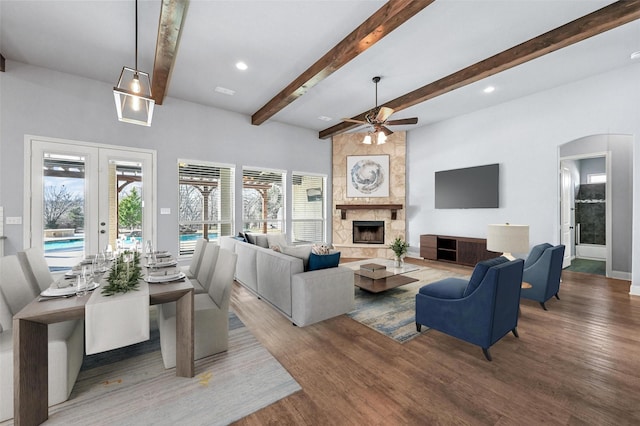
[12,254,194,426]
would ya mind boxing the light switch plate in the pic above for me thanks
[160,208,171,215]
[6,216,22,225]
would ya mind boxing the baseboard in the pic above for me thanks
[629,284,640,297]
[610,270,631,281]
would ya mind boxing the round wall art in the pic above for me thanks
[346,155,390,197]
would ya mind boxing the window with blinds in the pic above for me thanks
[242,167,285,234]
[178,160,235,255]
[291,172,326,244]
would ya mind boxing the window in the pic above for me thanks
[587,173,606,184]
[178,161,235,255]
[291,172,326,244]
[242,167,285,234]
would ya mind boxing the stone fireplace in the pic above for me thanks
[331,131,407,258]
[353,221,385,244]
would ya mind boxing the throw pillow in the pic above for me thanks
[282,245,312,271]
[254,234,269,248]
[267,233,288,250]
[311,243,332,255]
[308,251,341,271]
[463,256,509,297]
[244,233,256,245]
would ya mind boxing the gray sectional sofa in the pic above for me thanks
[219,236,354,326]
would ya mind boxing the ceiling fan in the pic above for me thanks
[343,76,418,143]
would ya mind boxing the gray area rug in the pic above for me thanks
[44,310,301,425]
[343,260,468,343]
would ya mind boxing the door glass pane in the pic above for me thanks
[114,161,143,252]
[42,153,86,272]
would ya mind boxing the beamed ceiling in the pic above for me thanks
[1,1,639,140]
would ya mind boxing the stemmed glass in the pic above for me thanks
[144,240,153,264]
[76,264,92,296]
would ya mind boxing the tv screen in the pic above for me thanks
[435,164,499,209]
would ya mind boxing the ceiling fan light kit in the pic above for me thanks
[113,0,155,127]
[343,76,418,145]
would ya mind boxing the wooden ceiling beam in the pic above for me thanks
[319,0,640,139]
[151,0,189,105]
[251,0,434,126]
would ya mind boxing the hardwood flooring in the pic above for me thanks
[230,259,640,425]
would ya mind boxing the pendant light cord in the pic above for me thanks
[135,0,138,72]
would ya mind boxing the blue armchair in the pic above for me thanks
[415,257,524,361]
[521,244,565,310]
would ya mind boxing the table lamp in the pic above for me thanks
[487,223,529,260]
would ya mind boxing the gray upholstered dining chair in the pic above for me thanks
[17,247,55,292]
[157,247,237,369]
[0,255,84,422]
[180,238,208,280]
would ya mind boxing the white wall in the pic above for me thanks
[406,64,640,293]
[0,61,332,256]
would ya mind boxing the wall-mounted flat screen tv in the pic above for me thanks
[435,163,499,209]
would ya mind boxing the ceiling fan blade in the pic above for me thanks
[376,107,394,122]
[385,117,418,126]
[342,118,368,124]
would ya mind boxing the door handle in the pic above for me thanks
[100,230,106,234]
[569,226,574,229]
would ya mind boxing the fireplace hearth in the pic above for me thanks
[353,221,385,244]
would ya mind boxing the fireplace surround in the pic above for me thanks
[353,221,385,244]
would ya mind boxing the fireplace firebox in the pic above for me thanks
[353,221,385,244]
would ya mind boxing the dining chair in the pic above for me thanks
[0,255,84,422]
[157,247,237,369]
[17,247,55,292]
[180,238,207,280]
[191,242,220,294]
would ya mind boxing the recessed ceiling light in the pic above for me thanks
[214,86,235,96]
[631,51,640,60]
[483,86,495,94]
[317,116,332,122]
[236,61,248,71]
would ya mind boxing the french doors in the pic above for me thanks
[26,136,156,271]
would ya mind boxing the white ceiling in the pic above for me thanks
[2,0,639,136]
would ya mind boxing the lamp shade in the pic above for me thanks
[487,224,529,256]
[113,67,155,126]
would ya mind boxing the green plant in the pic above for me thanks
[102,251,142,296]
[389,236,409,258]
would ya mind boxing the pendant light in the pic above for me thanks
[113,0,155,126]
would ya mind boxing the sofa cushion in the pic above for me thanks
[308,252,341,271]
[267,233,288,250]
[463,256,509,297]
[419,278,468,299]
[282,245,312,271]
[254,234,269,248]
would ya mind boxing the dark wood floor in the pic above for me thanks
[230,258,640,425]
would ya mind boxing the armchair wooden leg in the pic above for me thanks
[539,302,548,310]
[512,327,519,338]
[416,323,422,332]
[555,293,560,300]
[482,348,492,361]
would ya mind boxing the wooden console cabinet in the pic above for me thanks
[420,234,500,267]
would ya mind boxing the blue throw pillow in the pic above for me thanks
[308,252,341,271]
[463,256,509,297]
[523,243,552,269]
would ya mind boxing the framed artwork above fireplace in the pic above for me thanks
[346,155,389,198]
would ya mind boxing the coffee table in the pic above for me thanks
[351,259,420,293]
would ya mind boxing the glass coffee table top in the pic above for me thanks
[345,258,420,293]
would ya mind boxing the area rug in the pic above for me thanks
[343,260,469,343]
[44,310,301,425]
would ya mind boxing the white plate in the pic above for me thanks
[145,271,185,283]
[41,281,100,297]
[146,259,177,268]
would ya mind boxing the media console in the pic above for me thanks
[420,234,500,267]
